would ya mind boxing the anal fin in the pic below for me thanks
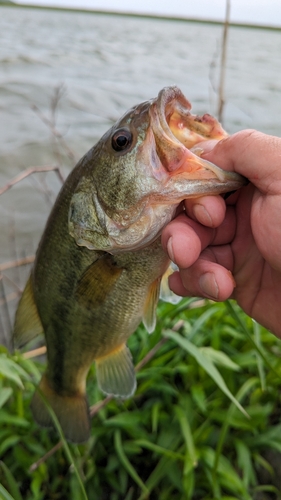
[96,343,136,398]
[13,275,44,348]
[31,373,90,443]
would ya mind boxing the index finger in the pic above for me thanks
[161,207,236,269]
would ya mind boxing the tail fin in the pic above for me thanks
[31,373,90,443]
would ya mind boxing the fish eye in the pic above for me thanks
[111,129,132,152]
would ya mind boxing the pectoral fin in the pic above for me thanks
[76,255,123,308]
[142,277,161,334]
[96,343,136,398]
[13,275,44,348]
[160,264,182,305]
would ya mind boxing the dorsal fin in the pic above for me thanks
[142,277,161,334]
[13,275,44,348]
[76,255,123,309]
[160,264,182,305]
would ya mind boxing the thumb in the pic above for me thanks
[200,129,281,193]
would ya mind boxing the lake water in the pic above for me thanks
[1,6,281,344]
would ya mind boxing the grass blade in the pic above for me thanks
[188,305,221,341]
[164,329,249,418]
[174,406,197,471]
[213,377,259,477]
[253,320,266,390]
[114,430,149,496]
[0,483,16,500]
[138,455,173,500]
[0,388,13,408]
[0,460,23,500]
[226,301,280,378]
[36,389,88,500]
[134,439,184,461]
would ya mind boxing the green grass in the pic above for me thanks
[1,299,281,499]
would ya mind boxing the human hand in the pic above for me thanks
[162,130,281,337]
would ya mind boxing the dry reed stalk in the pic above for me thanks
[31,84,76,164]
[23,346,47,359]
[218,0,231,123]
[0,255,35,272]
[0,87,69,345]
[0,291,20,306]
[0,165,65,196]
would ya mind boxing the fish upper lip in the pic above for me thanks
[155,86,227,150]
[150,86,246,185]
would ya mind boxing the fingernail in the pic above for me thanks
[193,204,213,226]
[199,272,219,299]
[167,237,175,262]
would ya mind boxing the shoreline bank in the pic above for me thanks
[1,2,281,32]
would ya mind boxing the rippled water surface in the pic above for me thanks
[1,6,281,342]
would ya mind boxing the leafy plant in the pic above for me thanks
[1,299,281,499]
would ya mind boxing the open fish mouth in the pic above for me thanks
[155,85,228,150]
[68,86,246,253]
[150,85,241,184]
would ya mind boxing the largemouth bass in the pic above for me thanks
[14,86,245,443]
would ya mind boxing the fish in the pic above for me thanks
[13,86,246,443]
